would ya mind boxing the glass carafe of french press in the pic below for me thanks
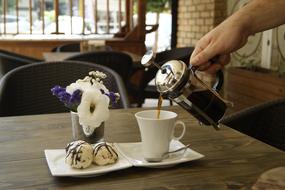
[141,51,232,130]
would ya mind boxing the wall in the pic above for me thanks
[176,0,227,47]
[176,0,285,72]
[224,0,285,113]
[176,0,285,113]
[227,0,285,72]
[176,0,227,87]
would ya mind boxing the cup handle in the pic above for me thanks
[172,120,186,141]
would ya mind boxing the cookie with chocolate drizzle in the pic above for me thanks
[65,140,93,169]
[93,142,118,166]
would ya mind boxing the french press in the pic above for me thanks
[141,51,232,130]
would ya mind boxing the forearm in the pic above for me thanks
[229,0,285,35]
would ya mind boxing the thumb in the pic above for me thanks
[190,46,217,66]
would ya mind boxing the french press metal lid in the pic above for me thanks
[155,60,189,96]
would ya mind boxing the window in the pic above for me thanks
[0,0,126,35]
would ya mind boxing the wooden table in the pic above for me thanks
[0,106,284,189]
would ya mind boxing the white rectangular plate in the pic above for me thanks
[114,140,204,168]
[44,149,132,177]
[45,141,204,177]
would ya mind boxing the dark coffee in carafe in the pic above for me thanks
[176,89,226,125]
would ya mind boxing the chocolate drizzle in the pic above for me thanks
[93,142,118,158]
[65,140,118,168]
[65,141,87,166]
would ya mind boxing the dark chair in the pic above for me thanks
[221,98,285,151]
[0,61,129,117]
[129,47,194,107]
[52,43,112,52]
[65,51,133,85]
[0,49,42,78]
[52,43,81,52]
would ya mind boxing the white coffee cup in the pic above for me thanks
[135,110,186,162]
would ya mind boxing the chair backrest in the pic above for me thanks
[221,98,285,151]
[0,49,42,78]
[52,43,112,52]
[53,43,81,52]
[0,61,129,117]
[65,51,133,84]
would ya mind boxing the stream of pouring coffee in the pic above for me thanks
[156,95,163,119]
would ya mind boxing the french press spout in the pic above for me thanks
[141,50,232,130]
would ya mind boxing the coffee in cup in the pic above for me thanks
[135,110,186,162]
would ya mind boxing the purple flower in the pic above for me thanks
[105,92,120,107]
[107,92,116,103]
[51,82,119,111]
[51,86,82,112]
[51,85,66,96]
[68,89,82,109]
[59,91,71,103]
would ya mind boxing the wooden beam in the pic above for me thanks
[69,0,73,34]
[3,0,7,34]
[16,0,19,34]
[106,0,147,55]
[106,0,110,33]
[41,0,45,34]
[29,0,33,34]
[54,0,59,34]
[125,0,131,32]
[137,0,146,40]
[124,0,146,41]
[92,0,98,33]
[171,0,178,48]
[81,0,85,34]
[118,0,122,30]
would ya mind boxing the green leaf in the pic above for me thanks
[147,0,170,12]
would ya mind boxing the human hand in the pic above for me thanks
[189,19,249,73]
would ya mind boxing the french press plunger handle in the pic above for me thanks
[190,55,224,92]
[141,50,169,74]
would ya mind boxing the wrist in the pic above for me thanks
[228,10,252,39]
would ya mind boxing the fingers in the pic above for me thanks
[205,64,222,74]
[190,45,203,62]
[190,44,219,66]
[189,29,230,74]
[196,54,231,74]
[190,36,210,65]
[197,62,211,71]
[205,54,231,74]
